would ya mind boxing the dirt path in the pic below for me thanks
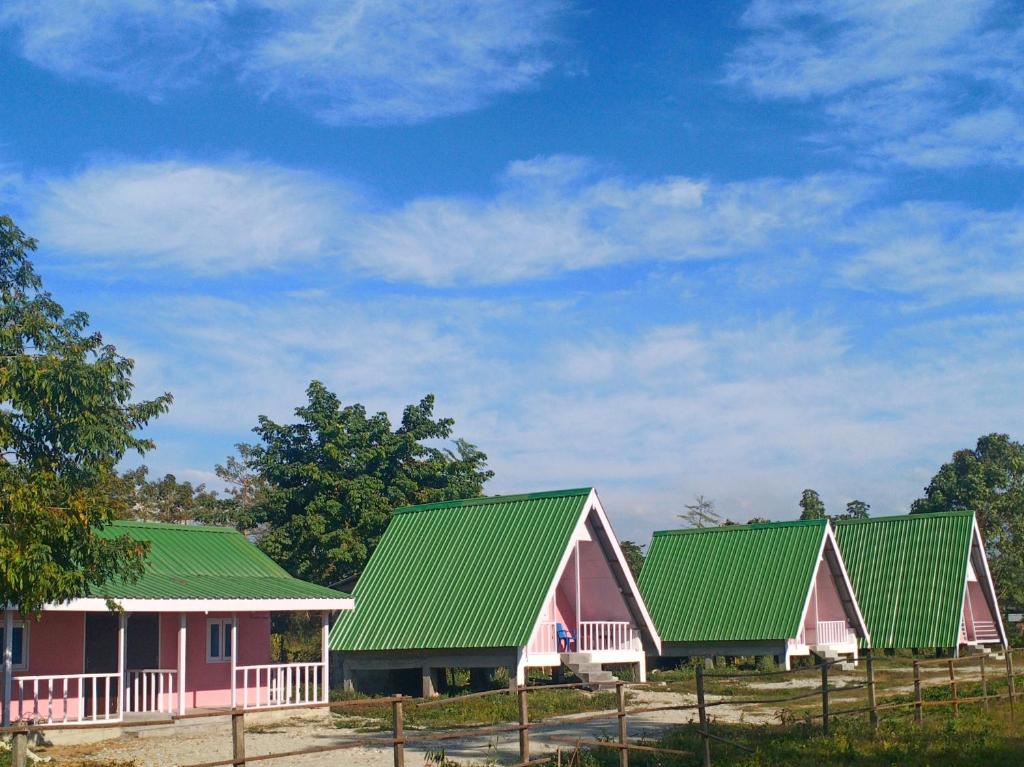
[41,690,788,767]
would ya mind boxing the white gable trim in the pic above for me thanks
[524,489,662,655]
[796,524,870,646]
[967,516,1008,648]
[36,597,354,613]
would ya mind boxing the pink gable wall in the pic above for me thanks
[801,552,850,644]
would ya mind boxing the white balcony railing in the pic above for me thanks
[8,673,121,725]
[237,662,325,709]
[816,620,855,646]
[528,621,559,655]
[577,621,638,652]
[126,669,177,714]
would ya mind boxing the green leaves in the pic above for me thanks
[228,380,493,586]
[912,433,1024,607]
[0,215,170,614]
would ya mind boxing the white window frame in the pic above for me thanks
[1,621,29,671]
[206,618,233,664]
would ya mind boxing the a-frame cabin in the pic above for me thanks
[330,488,660,695]
[834,512,1008,653]
[639,519,869,669]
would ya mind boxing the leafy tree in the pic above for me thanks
[747,516,773,525]
[0,216,171,614]
[211,447,269,532]
[911,433,1024,606]
[114,466,222,524]
[619,540,645,579]
[832,499,870,521]
[799,489,827,520]
[232,381,493,586]
[680,494,720,528]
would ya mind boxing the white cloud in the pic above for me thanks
[34,161,347,273]
[344,158,872,284]
[31,156,874,283]
[727,0,1024,167]
[0,0,565,124]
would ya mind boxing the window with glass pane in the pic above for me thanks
[209,622,221,660]
[0,625,26,669]
[224,622,233,658]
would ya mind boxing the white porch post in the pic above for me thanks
[230,613,238,709]
[117,613,126,720]
[574,541,581,637]
[3,609,13,727]
[177,614,187,716]
[320,611,330,703]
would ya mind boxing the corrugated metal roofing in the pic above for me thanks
[330,488,592,651]
[90,521,348,601]
[834,512,972,649]
[638,520,826,642]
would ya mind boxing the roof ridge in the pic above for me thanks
[106,520,239,534]
[395,487,593,515]
[834,511,975,526]
[652,519,826,536]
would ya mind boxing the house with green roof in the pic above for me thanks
[330,488,661,696]
[638,519,869,669]
[2,521,352,727]
[834,512,1007,653]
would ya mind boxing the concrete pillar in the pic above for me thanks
[117,613,126,719]
[421,667,439,698]
[230,613,238,709]
[177,614,187,716]
[3,609,13,727]
[636,656,647,683]
[320,612,330,703]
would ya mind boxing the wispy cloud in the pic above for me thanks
[727,0,1024,167]
[34,160,348,273]
[30,155,874,283]
[0,0,566,124]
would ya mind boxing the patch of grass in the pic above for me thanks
[334,688,621,731]
[578,702,1023,767]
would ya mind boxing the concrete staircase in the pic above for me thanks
[964,644,1005,661]
[560,652,618,689]
[813,646,857,671]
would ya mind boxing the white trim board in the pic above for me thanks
[40,597,354,613]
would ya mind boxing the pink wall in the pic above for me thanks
[4,612,87,723]
[4,610,273,721]
[964,581,996,640]
[801,555,849,644]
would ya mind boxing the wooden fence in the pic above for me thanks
[2,649,1020,767]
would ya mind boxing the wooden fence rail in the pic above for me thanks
[3,650,1021,767]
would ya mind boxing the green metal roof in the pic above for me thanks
[89,521,348,601]
[638,520,827,642]
[330,488,593,651]
[834,512,973,649]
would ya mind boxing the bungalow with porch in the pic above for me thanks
[1,520,353,726]
[834,512,1008,653]
[638,519,869,670]
[330,488,661,695]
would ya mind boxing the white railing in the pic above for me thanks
[973,620,1001,643]
[236,663,325,709]
[126,669,177,714]
[577,621,638,652]
[816,620,854,645]
[527,621,558,655]
[8,673,121,724]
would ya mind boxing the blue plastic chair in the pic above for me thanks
[556,622,576,651]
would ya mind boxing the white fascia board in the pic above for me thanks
[589,489,663,655]
[970,516,1009,648]
[824,523,871,645]
[41,597,354,613]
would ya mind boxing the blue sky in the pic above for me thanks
[2,1,1023,542]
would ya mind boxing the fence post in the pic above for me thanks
[392,695,405,767]
[948,660,958,718]
[913,661,922,725]
[616,681,628,767]
[518,685,530,765]
[11,728,28,767]
[865,651,878,732]
[1006,652,1016,719]
[695,664,711,767]
[980,655,988,711]
[821,661,830,736]
[231,709,245,767]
